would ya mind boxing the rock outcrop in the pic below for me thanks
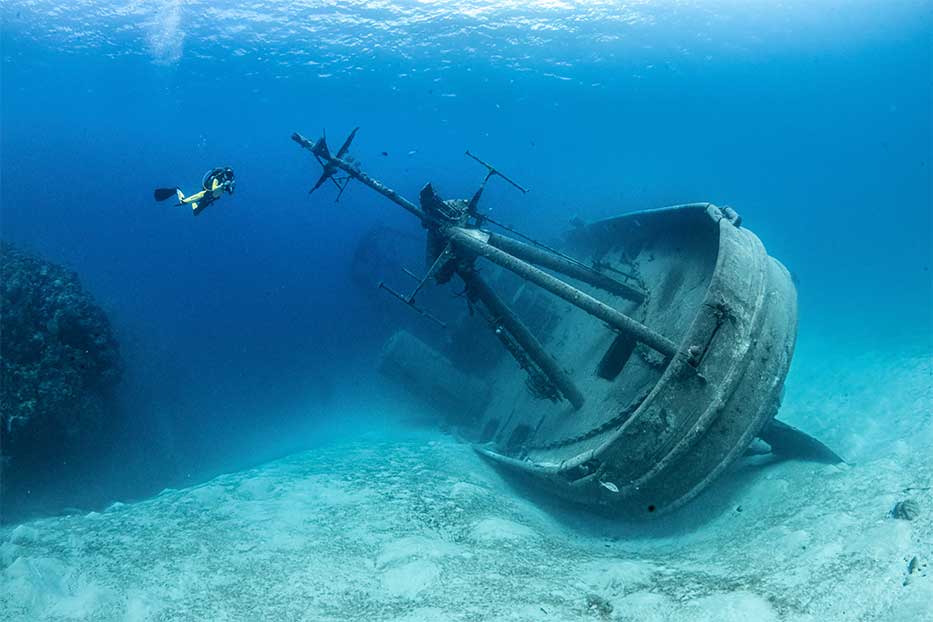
[1,242,122,476]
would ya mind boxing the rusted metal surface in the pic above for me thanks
[485,232,646,302]
[448,227,679,359]
[460,268,586,410]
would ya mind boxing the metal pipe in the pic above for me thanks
[293,132,426,220]
[486,232,645,303]
[449,227,679,359]
[459,269,585,410]
[334,163,426,220]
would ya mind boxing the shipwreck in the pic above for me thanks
[293,127,841,517]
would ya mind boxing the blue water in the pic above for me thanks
[1,1,930,516]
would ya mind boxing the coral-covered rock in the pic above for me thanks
[1,242,122,471]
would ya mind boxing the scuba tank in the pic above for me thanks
[202,167,236,193]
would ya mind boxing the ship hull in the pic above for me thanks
[473,203,798,516]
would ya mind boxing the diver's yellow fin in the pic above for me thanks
[176,189,185,203]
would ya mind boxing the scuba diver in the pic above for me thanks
[154,167,236,216]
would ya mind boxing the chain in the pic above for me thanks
[528,386,652,450]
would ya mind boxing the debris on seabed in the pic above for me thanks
[585,593,613,618]
[891,499,920,520]
[903,556,924,586]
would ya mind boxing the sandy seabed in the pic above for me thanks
[2,338,931,621]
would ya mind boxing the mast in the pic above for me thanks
[292,128,685,410]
